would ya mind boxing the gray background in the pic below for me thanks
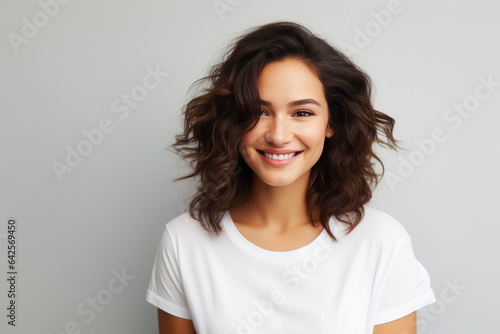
[1,0,499,333]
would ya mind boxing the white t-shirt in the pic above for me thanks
[146,205,436,334]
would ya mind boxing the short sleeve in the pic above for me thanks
[146,225,192,319]
[374,235,436,324]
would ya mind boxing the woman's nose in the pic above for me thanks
[265,115,292,145]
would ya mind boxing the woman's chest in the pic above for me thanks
[233,221,325,252]
[182,246,381,334]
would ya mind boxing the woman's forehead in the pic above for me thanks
[257,59,326,105]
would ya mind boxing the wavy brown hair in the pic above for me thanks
[170,21,402,241]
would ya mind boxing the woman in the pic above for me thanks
[146,21,436,333]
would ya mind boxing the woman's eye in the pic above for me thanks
[260,109,268,116]
[294,110,313,117]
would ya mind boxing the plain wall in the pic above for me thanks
[1,0,499,333]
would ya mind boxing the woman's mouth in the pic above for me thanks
[257,150,303,167]
[257,150,303,161]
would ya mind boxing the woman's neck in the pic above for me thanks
[233,171,316,233]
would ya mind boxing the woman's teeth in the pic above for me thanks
[262,151,298,160]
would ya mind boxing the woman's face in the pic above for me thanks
[239,58,333,187]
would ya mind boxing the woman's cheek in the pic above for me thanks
[298,124,323,144]
[238,141,251,162]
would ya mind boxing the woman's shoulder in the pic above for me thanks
[336,205,411,245]
[162,211,223,242]
[163,211,204,233]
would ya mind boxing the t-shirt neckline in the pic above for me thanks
[222,211,338,262]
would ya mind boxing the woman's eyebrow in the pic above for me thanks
[260,98,322,107]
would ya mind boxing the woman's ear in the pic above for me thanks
[326,124,334,138]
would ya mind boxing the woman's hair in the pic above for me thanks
[170,21,402,241]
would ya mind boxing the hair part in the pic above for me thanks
[169,21,403,241]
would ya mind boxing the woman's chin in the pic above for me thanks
[252,171,308,188]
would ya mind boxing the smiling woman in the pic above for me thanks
[238,59,333,186]
[145,21,436,333]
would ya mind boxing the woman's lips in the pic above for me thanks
[257,150,303,167]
